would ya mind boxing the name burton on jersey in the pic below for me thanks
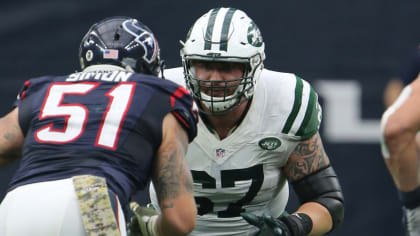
[66,71,133,82]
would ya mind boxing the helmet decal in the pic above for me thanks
[102,49,119,59]
[85,50,94,61]
[79,17,162,76]
[204,8,220,50]
[203,8,237,51]
[219,8,236,51]
[122,19,157,63]
[247,22,263,47]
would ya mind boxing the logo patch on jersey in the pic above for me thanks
[216,148,226,158]
[258,137,281,150]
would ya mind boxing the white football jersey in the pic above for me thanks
[150,67,322,236]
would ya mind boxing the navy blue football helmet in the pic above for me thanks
[79,16,163,76]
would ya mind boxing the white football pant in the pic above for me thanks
[0,178,126,236]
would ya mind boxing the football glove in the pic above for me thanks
[241,212,312,236]
[127,202,159,236]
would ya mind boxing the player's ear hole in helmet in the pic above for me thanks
[79,16,164,77]
[180,8,265,115]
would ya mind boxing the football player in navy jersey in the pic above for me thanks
[0,16,198,236]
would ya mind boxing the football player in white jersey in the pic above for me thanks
[381,73,420,236]
[142,7,344,236]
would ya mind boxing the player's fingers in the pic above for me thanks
[241,212,264,227]
[130,201,140,211]
[263,214,277,228]
[262,215,285,235]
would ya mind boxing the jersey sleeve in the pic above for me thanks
[168,85,198,142]
[282,76,322,140]
[13,80,34,135]
[13,80,31,108]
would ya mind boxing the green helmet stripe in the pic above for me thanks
[296,86,316,137]
[282,76,303,134]
[219,8,236,51]
[204,8,220,50]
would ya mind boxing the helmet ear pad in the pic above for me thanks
[79,16,163,76]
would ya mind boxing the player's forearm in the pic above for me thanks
[0,137,22,167]
[156,169,196,236]
[295,202,332,236]
[384,138,420,191]
[0,109,24,166]
[156,213,195,236]
[383,113,420,190]
[384,116,418,156]
[382,82,420,190]
[0,135,22,167]
[156,196,196,236]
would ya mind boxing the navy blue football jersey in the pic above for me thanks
[9,70,198,207]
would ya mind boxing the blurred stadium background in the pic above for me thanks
[1,0,420,235]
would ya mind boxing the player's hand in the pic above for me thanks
[241,212,312,236]
[242,213,289,236]
[127,202,158,236]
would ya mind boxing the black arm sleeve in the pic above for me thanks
[291,166,345,231]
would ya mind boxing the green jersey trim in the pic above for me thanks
[282,76,303,134]
[296,86,320,140]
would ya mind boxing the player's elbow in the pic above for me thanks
[164,215,196,235]
[383,118,404,141]
[175,205,197,235]
[383,119,411,157]
[173,214,196,235]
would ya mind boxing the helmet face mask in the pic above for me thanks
[184,59,258,114]
[181,8,265,115]
[79,16,163,76]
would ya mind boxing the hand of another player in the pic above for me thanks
[127,202,158,236]
[242,212,312,236]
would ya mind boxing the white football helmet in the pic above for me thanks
[181,8,265,115]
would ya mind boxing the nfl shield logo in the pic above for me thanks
[216,148,225,158]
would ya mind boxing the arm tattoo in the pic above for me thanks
[1,131,20,160]
[154,127,191,209]
[284,133,330,182]
[2,122,21,142]
[0,115,23,166]
[3,131,17,141]
[183,159,194,194]
[155,146,181,209]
